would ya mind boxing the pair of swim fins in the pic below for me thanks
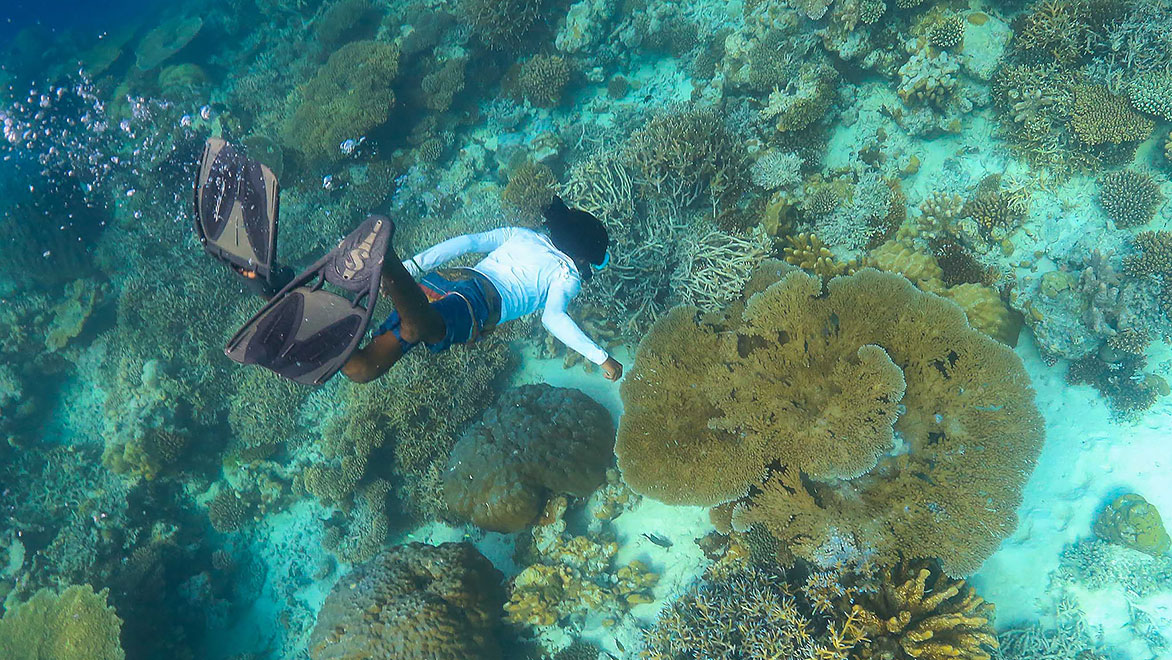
[194,138,391,385]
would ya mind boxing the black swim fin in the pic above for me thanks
[194,138,285,292]
[225,215,393,385]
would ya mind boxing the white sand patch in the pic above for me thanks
[973,335,1172,658]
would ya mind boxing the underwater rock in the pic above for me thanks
[1093,494,1171,557]
[443,384,615,532]
[309,542,505,660]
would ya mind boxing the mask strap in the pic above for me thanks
[591,250,610,272]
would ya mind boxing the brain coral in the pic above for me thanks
[0,584,125,660]
[309,542,505,660]
[443,384,616,532]
[284,40,399,163]
[615,263,1044,576]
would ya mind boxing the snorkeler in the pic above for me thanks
[193,138,622,385]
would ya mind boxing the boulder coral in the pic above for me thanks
[0,584,125,660]
[1093,493,1170,557]
[309,542,506,660]
[616,263,1043,576]
[853,562,999,660]
[443,384,615,532]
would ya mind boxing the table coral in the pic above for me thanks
[853,562,999,660]
[309,542,505,660]
[0,584,125,660]
[1098,170,1164,229]
[135,16,201,71]
[1093,493,1171,557]
[443,384,615,532]
[616,264,1043,576]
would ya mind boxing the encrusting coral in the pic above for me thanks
[309,542,506,660]
[0,584,125,660]
[1092,493,1171,557]
[616,262,1043,576]
[443,384,615,532]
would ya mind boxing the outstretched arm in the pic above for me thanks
[542,276,621,379]
[403,227,518,277]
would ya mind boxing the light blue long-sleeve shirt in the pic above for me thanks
[404,227,609,365]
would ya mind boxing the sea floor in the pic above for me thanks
[225,335,1172,660]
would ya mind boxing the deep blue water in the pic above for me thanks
[0,0,158,46]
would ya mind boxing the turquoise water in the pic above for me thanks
[1,1,1171,659]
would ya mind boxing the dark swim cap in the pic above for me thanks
[543,195,609,267]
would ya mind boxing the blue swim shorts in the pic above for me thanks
[373,268,498,354]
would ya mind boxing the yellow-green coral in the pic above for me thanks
[0,585,125,660]
[283,41,399,163]
[783,232,849,279]
[507,498,657,629]
[502,161,557,220]
[853,562,999,660]
[616,264,1044,576]
[1093,493,1170,557]
[1069,84,1154,147]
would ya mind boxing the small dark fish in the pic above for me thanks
[642,532,672,548]
[603,653,619,660]
[615,638,626,654]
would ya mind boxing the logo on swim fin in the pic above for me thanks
[341,219,383,280]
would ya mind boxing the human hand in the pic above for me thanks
[601,356,623,381]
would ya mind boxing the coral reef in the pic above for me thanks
[515,55,573,107]
[283,40,400,163]
[1013,0,1090,65]
[853,562,998,660]
[929,16,966,50]
[507,498,657,629]
[0,584,125,660]
[135,16,201,71]
[1066,352,1163,417]
[1098,170,1164,229]
[1068,84,1154,148]
[315,0,380,49]
[784,232,851,279]
[502,161,557,221]
[616,264,1043,576]
[1129,71,1172,122]
[750,150,804,191]
[1058,537,1172,597]
[443,384,615,532]
[309,542,506,660]
[623,106,750,218]
[461,0,548,50]
[1093,493,1171,557]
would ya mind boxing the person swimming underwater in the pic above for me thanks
[342,195,622,383]
[193,138,621,385]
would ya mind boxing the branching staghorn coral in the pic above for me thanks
[670,226,773,311]
[616,264,1044,576]
[622,106,751,220]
